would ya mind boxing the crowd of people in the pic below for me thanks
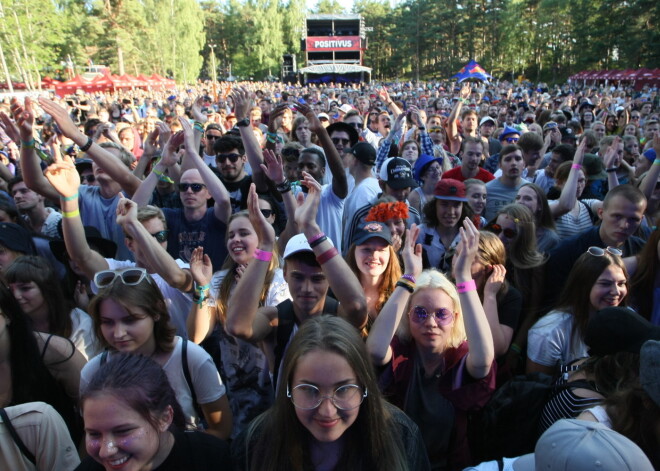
[0,77,659,470]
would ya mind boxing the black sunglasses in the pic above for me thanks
[151,230,169,243]
[216,152,242,163]
[178,183,207,193]
[260,209,273,218]
[487,223,517,239]
[331,137,351,145]
[206,134,221,140]
[81,174,95,184]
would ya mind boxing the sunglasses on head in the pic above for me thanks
[487,223,517,239]
[586,246,622,257]
[81,174,95,184]
[216,152,242,163]
[505,137,519,143]
[178,183,207,193]
[409,305,454,326]
[94,267,151,288]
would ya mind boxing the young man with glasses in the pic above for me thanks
[483,126,521,174]
[201,123,223,167]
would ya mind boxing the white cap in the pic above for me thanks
[283,233,313,259]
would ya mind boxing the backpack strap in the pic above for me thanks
[274,300,296,384]
[100,350,108,366]
[0,408,36,465]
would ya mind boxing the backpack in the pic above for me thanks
[470,372,593,461]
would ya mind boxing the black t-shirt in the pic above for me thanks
[75,429,232,470]
[221,174,252,213]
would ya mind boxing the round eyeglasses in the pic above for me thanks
[408,305,454,326]
[287,383,367,410]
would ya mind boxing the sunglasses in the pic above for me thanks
[346,122,362,129]
[216,152,242,163]
[94,268,151,288]
[260,209,273,218]
[178,183,207,193]
[331,137,351,146]
[408,305,454,326]
[587,246,622,257]
[206,134,221,140]
[428,127,443,133]
[488,223,517,239]
[124,230,169,243]
[505,137,519,143]
[631,115,641,120]
[81,174,95,184]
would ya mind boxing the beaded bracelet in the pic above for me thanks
[456,279,477,293]
[61,193,79,202]
[193,294,208,306]
[316,247,339,265]
[401,274,416,284]
[62,209,80,218]
[254,249,273,262]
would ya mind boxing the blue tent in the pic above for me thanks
[452,60,492,83]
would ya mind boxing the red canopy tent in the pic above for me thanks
[119,74,147,89]
[137,74,161,88]
[150,73,175,88]
[54,75,94,96]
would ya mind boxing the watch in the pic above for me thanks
[236,117,250,127]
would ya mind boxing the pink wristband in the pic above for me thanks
[456,279,477,293]
[307,232,325,244]
[571,163,581,169]
[253,249,273,262]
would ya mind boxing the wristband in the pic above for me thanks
[310,235,327,248]
[194,283,210,293]
[396,280,415,293]
[307,232,326,245]
[606,167,617,173]
[275,179,291,194]
[61,193,79,202]
[316,247,339,265]
[456,279,477,293]
[653,159,660,166]
[21,138,35,148]
[461,98,470,104]
[571,163,581,169]
[193,294,207,305]
[79,137,93,152]
[62,209,80,218]
[510,343,522,355]
[253,248,273,262]
[401,274,416,284]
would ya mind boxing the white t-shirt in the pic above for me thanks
[69,307,101,360]
[527,311,589,368]
[293,184,345,252]
[81,336,225,430]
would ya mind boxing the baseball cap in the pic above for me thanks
[561,127,577,141]
[582,154,607,181]
[282,233,313,259]
[500,126,520,141]
[413,154,444,183]
[352,221,392,247]
[433,179,468,202]
[479,116,496,126]
[348,142,376,166]
[317,112,330,121]
[0,222,36,256]
[379,157,416,190]
[513,419,654,471]
[338,104,353,114]
[543,121,559,132]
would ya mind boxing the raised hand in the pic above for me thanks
[484,264,506,297]
[260,148,285,184]
[408,105,425,128]
[293,102,324,135]
[247,183,275,249]
[460,82,471,100]
[38,97,82,140]
[294,172,322,230]
[454,217,480,281]
[377,86,391,104]
[191,96,208,124]
[402,223,423,278]
[115,196,138,227]
[190,246,213,286]
[268,104,289,132]
[231,86,251,120]
[178,116,196,151]
[603,136,622,169]
[43,152,80,198]
[9,97,34,141]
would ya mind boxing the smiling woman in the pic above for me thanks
[76,354,231,471]
[527,248,629,376]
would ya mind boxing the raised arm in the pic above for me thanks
[297,103,348,198]
[639,132,660,203]
[454,218,494,379]
[225,184,277,341]
[132,126,181,207]
[231,87,268,192]
[551,138,586,218]
[116,197,193,291]
[38,97,142,197]
[6,99,60,201]
[179,117,232,224]
[367,224,422,365]
[43,153,109,279]
[186,247,217,343]
[377,86,402,118]
[295,173,366,327]
[447,83,470,153]
[602,136,621,191]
